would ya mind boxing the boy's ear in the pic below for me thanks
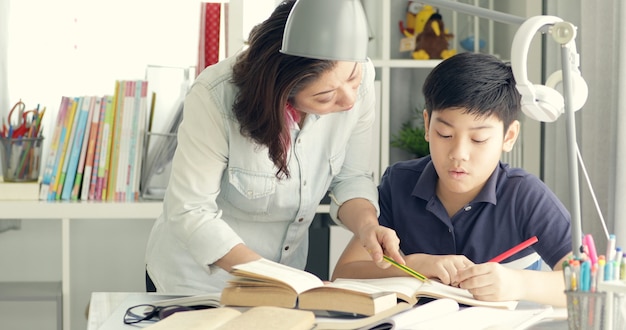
[503,120,520,152]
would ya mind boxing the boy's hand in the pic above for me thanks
[405,254,474,285]
[456,263,524,301]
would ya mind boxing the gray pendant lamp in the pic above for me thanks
[280,0,370,62]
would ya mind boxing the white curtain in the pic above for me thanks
[544,0,626,250]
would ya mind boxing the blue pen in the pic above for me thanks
[580,260,591,292]
[605,260,613,281]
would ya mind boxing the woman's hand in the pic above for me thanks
[357,223,404,268]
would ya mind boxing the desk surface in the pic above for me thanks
[87,292,568,330]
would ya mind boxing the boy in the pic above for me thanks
[332,52,572,307]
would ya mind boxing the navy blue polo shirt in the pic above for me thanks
[378,156,572,270]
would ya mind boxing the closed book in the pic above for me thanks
[0,178,40,200]
[220,258,398,316]
[143,306,315,330]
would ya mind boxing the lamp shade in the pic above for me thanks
[280,0,369,62]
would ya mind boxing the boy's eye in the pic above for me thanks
[472,138,488,143]
[437,131,451,139]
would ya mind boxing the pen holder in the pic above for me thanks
[566,291,606,330]
[0,137,44,182]
[566,290,626,330]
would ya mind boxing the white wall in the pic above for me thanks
[2,1,280,329]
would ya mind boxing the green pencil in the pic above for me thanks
[383,255,430,283]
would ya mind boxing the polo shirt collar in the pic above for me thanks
[411,160,500,206]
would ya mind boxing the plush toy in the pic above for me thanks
[412,12,456,60]
[399,2,456,60]
[399,2,436,38]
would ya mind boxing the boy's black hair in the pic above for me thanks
[422,52,521,131]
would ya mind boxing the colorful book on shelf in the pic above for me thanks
[71,96,97,200]
[126,80,148,201]
[116,80,136,201]
[220,258,399,316]
[105,80,125,201]
[48,97,79,201]
[60,96,91,200]
[96,94,116,200]
[80,96,103,200]
[39,96,70,200]
[332,276,518,310]
[87,96,108,200]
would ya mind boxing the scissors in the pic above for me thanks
[7,100,38,138]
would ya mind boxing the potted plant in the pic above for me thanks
[390,108,429,158]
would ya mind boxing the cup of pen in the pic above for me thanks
[0,136,44,182]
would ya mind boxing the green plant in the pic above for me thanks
[390,109,429,158]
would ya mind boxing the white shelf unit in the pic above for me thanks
[362,0,542,178]
[0,201,163,330]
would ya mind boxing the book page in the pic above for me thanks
[404,305,554,330]
[334,277,518,310]
[391,298,459,328]
[231,258,324,294]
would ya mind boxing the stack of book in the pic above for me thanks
[39,80,149,202]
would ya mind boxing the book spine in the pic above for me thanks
[39,96,70,200]
[105,81,124,201]
[88,96,108,200]
[116,80,134,201]
[95,96,115,201]
[61,96,91,200]
[75,96,100,200]
[125,80,144,201]
[132,80,149,201]
[48,98,79,201]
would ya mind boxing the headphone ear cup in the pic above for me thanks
[545,70,588,111]
[522,84,564,122]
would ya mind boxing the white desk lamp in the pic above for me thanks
[281,0,587,259]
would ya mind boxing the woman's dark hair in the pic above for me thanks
[231,0,335,179]
[422,52,521,132]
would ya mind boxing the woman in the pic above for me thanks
[145,0,402,293]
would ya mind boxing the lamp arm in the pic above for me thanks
[556,25,583,259]
[420,0,525,26]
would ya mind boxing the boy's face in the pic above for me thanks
[424,107,519,202]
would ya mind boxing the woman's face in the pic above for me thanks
[291,61,362,115]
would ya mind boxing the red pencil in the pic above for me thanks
[489,236,539,263]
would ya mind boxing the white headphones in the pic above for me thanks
[511,15,588,122]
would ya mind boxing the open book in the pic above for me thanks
[334,276,518,310]
[220,258,398,316]
[144,306,315,330]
